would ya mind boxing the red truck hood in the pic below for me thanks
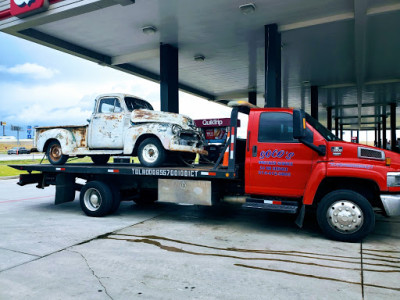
[327,141,400,171]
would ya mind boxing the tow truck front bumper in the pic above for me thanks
[381,194,400,216]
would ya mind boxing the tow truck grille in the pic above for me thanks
[358,147,385,160]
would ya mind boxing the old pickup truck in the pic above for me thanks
[34,93,207,167]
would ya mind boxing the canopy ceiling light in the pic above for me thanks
[194,55,205,62]
[142,25,157,35]
[239,3,256,15]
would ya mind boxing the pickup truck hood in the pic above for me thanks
[131,110,195,130]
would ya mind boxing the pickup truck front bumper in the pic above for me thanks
[381,194,400,216]
[169,131,208,155]
[169,144,208,155]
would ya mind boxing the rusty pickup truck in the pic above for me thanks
[34,93,207,167]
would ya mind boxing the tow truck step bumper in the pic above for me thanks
[381,194,400,216]
[243,199,299,214]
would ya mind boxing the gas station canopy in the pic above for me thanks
[1,0,399,131]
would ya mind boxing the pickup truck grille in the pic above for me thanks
[179,131,203,147]
[358,147,385,160]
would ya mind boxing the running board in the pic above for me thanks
[242,198,299,214]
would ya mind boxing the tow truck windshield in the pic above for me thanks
[306,113,340,141]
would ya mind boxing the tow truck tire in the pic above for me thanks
[80,181,113,217]
[138,137,166,167]
[91,155,110,165]
[47,140,69,165]
[317,190,375,242]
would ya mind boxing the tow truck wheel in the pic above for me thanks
[80,181,113,217]
[91,155,110,165]
[138,137,166,167]
[317,190,375,242]
[47,140,69,165]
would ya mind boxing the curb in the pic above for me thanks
[0,176,19,180]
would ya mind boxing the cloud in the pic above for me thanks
[0,63,59,79]
[10,105,92,125]
[0,77,161,125]
[0,56,248,137]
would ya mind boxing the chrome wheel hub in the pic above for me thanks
[142,144,159,163]
[327,200,363,234]
[84,188,102,211]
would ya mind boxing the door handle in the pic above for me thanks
[252,145,257,157]
[247,131,251,151]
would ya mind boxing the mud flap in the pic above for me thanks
[295,204,305,228]
[55,174,76,205]
[158,179,212,206]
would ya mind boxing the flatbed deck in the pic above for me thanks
[10,163,239,180]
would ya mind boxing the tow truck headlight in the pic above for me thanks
[387,172,400,187]
[172,125,182,135]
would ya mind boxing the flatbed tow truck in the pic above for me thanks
[10,103,400,242]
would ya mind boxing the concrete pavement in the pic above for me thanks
[0,179,399,299]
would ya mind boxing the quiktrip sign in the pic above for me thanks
[10,0,49,18]
[194,118,240,128]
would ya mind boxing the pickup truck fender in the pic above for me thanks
[123,123,173,154]
[36,129,78,154]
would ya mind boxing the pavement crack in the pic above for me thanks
[0,246,41,258]
[68,250,113,300]
[0,212,165,274]
[360,241,364,300]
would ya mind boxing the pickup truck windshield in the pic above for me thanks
[305,113,340,141]
[125,97,154,111]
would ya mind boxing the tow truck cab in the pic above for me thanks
[243,107,400,241]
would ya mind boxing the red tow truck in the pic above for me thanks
[11,102,400,242]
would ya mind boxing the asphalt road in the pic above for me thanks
[0,178,399,299]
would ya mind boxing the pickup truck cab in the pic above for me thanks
[34,93,206,166]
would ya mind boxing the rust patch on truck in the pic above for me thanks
[77,127,87,147]
[132,110,155,119]
[104,114,123,121]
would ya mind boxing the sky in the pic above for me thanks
[0,32,241,138]
[0,32,396,145]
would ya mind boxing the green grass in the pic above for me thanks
[0,156,140,177]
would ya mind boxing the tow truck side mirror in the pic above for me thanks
[293,109,307,139]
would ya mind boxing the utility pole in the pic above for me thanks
[0,121,5,136]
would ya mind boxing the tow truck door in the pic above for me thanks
[245,110,316,197]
